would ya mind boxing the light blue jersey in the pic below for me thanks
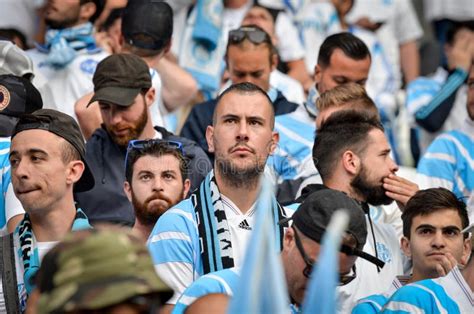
[0,138,10,232]
[0,137,23,235]
[352,276,410,314]
[173,267,298,314]
[381,267,473,313]
[417,119,474,222]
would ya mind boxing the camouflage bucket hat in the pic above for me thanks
[36,228,172,313]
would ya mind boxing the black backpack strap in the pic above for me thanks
[1,234,20,313]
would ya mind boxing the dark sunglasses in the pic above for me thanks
[228,27,271,46]
[292,227,357,286]
[124,139,184,174]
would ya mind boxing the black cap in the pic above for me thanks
[88,54,151,107]
[121,0,173,51]
[0,74,43,136]
[293,189,368,250]
[0,74,42,117]
[11,109,95,192]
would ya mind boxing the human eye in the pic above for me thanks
[9,157,19,168]
[418,227,433,235]
[163,172,176,180]
[443,228,460,237]
[139,173,152,181]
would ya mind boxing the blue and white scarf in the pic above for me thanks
[15,206,91,293]
[36,22,100,69]
[179,3,224,99]
[192,170,288,274]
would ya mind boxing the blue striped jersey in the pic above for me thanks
[417,119,474,222]
[0,137,23,236]
[173,267,240,314]
[173,267,298,314]
[406,67,468,153]
[147,194,293,304]
[0,137,10,233]
[381,267,474,313]
[352,276,410,314]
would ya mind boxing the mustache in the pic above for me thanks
[145,192,172,205]
[228,142,255,154]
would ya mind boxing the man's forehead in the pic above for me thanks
[216,93,271,118]
[412,208,463,227]
[11,129,64,148]
[327,50,370,73]
[134,154,181,171]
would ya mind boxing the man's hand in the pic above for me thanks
[447,29,474,72]
[383,174,419,211]
[435,252,458,278]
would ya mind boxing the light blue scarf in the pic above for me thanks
[36,22,99,69]
[15,207,92,294]
[180,2,224,99]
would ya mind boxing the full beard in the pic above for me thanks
[132,189,183,227]
[106,101,148,147]
[351,165,393,206]
[215,154,265,189]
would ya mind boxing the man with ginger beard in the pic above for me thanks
[123,140,191,241]
[74,54,211,227]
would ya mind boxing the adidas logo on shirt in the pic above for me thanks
[238,219,252,230]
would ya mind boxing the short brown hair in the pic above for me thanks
[402,188,469,239]
[316,83,378,117]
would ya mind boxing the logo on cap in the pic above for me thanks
[0,84,11,111]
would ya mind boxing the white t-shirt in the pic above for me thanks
[346,0,424,87]
[337,217,405,313]
[28,48,109,119]
[0,236,57,313]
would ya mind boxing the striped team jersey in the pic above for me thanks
[147,191,293,304]
[0,137,23,236]
[406,67,468,153]
[173,267,297,314]
[352,276,410,314]
[417,119,474,223]
[381,267,474,313]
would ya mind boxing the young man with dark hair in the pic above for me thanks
[180,24,297,160]
[27,0,108,118]
[148,82,292,312]
[123,140,191,241]
[353,187,471,313]
[305,110,417,312]
[381,221,474,313]
[1,109,94,312]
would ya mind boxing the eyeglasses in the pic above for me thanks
[228,27,271,46]
[292,227,357,286]
[124,139,184,175]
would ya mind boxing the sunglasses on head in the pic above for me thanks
[124,139,184,175]
[292,227,357,286]
[228,27,271,46]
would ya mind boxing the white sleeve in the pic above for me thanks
[394,0,423,44]
[154,262,195,304]
[5,183,24,223]
[275,11,305,62]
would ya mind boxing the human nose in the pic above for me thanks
[236,121,249,142]
[152,178,164,192]
[12,159,29,180]
[388,157,399,173]
[431,230,446,249]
